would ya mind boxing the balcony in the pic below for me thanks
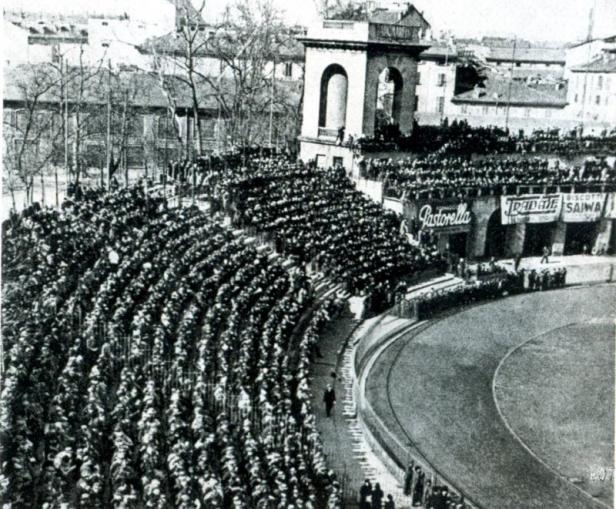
[300,20,427,49]
[368,23,420,43]
[318,127,338,139]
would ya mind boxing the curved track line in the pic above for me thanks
[491,321,613,509]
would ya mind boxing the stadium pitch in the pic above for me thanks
[366,284,615,509]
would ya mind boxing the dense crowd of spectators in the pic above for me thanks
[349,120,616,156]
[1,187,346,508]
[394,265,567,320]
[359,154,616,199]
[210,159,447,301]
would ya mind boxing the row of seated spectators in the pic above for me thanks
[1,186,345,508]
[348,120,616,156]
[358,155,616,199]
[165,146,284,185]
[206,157,447,301]
[393,266,567,320]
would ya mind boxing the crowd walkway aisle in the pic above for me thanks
[311,307,414,508]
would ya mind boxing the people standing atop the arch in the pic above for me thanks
[336,126,345,145]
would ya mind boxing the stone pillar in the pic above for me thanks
[469,220,489,259]
[551,222,567,256]
[505,223,526,257]
[593,218,613,254]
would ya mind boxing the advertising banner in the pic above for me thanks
[500,194,561,225]
[418,202,472,233]
[604,193,616,219]
[561,193,605,223]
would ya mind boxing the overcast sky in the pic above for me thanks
[5,0,615,43]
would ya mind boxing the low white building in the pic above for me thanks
[414,43,457,124]
[567,51,616,132]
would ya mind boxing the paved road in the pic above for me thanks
[366,285,616,509]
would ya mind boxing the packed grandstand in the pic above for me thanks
[1,127,615,508]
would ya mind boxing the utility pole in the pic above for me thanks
[105,59,112,191]
[269,61,275,147]
[63,58,70,198]
[504,37,517,133]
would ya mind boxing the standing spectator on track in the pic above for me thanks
[403,462,415,495]
[371,482,384,508]
[323,384,336,417]
[412,467,425,506]
[541,245,550,264]
[384,494,395,509]
[359,479,373,508]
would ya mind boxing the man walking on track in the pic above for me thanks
[323,384,336,417]
[540,245,550,264]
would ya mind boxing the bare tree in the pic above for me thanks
[2,63,63,209]
[144,0,300,152]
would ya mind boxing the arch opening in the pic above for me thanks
[318,64,348,130]
[375,67,403,136]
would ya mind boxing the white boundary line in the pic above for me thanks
[491,321,613,509]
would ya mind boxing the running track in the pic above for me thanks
[366,285,615,509]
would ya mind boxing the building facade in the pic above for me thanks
[567,51,616,131]
[298,18,428,168]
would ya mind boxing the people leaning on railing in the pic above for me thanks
[394,266,567,320]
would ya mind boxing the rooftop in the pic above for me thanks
[3,64,300,112]
[419,43,457,61]
[570,54,616,73]
[486,46,566,64]
[452,75,568,108]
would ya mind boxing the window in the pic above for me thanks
[158,116,176,139]
[598,75,603,90]
[437,96,445,114]
[574,93,578,103]
[283,62,293,78]
[460,104,468,114]
[316,154,326,168]
[437,73,446,86]
[333,156,343,168]
[596,95,601,105]
[482,105,489,115]
[157,147,178,169]
[416,71,421,85]
[199,118,217,138]
[126,145,144,168]
[127,115,144,138]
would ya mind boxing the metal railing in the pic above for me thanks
[323,20,356,30]
[318,127,339,139]
[369,23,419,42]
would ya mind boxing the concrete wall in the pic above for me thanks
[298,139,355,169]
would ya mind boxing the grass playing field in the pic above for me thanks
[366,284,615,509]
[494,321,614,504]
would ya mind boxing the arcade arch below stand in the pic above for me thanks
[485,208,509,259]
[435,229,470,259]
[374,67,403,133]
[524,223,557,257]
[564,222,599,255]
